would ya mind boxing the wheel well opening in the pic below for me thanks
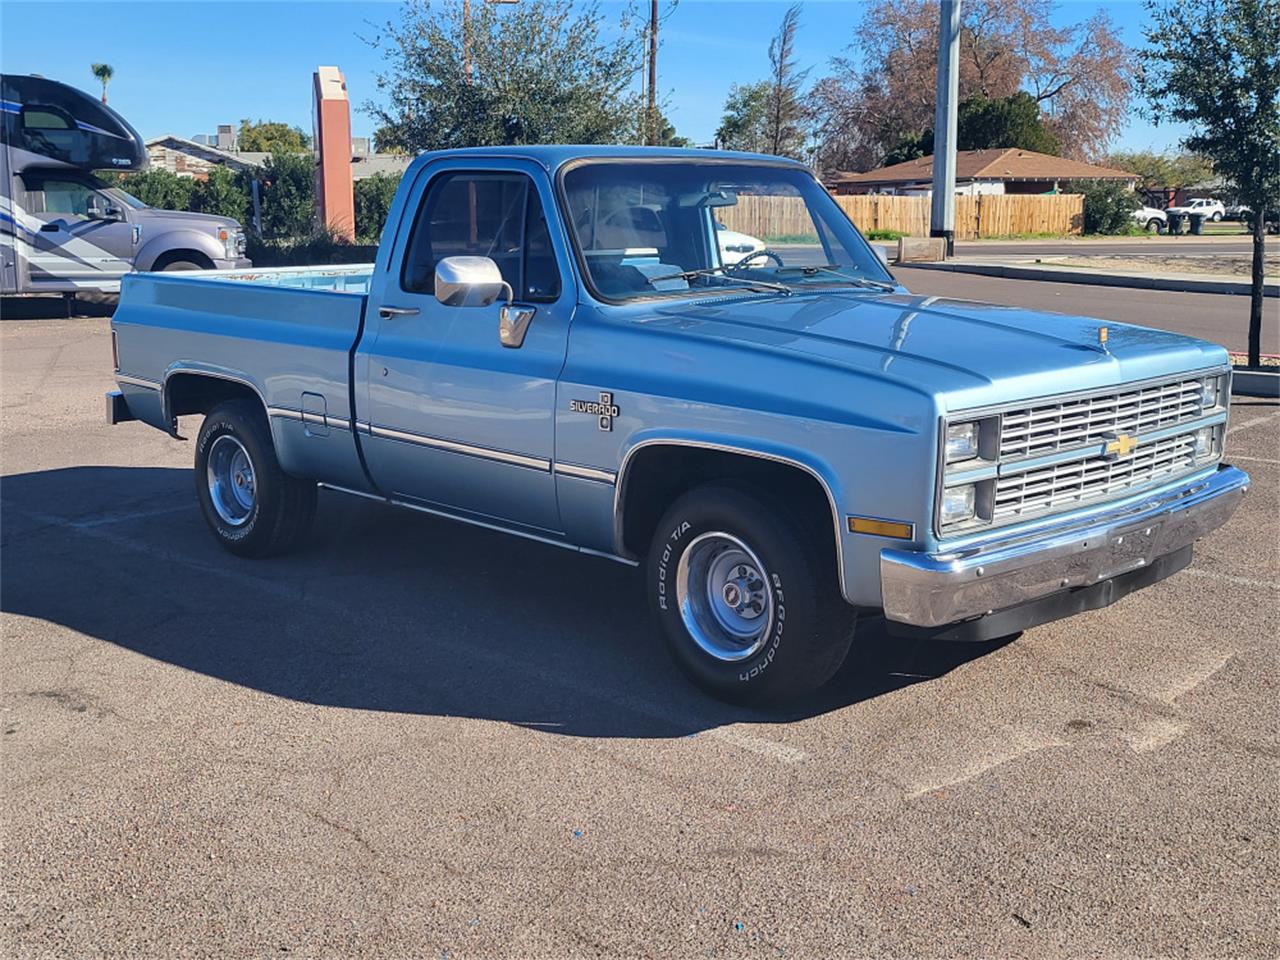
[620,446,838,566]
[152,249,215,271]
[166,374,261,420]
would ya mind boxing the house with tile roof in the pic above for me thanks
[828,148,1140,197]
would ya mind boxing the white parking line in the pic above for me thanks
[70,504,193,529]
[1226,411,1280,436]
[1226,454,1280,465]
[1158,650,1233,704]
[1125,718,1188,754]
[1183,568,1280,590]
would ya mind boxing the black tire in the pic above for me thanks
[647,483,856,705]
[1211,211,1223,222]
[194,399,316,557]
[161,259,206,272]
[1146,218,1162,233]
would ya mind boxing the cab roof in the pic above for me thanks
[406,145,812,175]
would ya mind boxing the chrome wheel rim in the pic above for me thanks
[675,531,773,662]
[207,435,256,526]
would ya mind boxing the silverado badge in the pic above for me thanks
[1104,432,1139,459]
[570,392,620,431]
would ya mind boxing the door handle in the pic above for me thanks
[40,224,60,233]
[378,305,420,319]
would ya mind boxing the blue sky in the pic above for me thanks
[0,0,1188,154]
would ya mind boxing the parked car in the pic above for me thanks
[1244,208,1279,236]
[1165,198,1226,222]
[106,146,1249,705]
[1132,205,1167,232]
[715,220,766,264]
[1,73,249,295]
[1225,204,1252,221]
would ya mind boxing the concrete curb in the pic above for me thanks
[1233,368,1280,398]
[906,260,1279,298]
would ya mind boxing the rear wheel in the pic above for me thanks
[194,399,316,557]
[1211,211,1223,222]
[647,483,856,705]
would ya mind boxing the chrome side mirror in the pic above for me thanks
[432,255,534,349]
[434,256,510,307]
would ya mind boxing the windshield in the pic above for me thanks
[103,185,147,210]
[561,160,894,302]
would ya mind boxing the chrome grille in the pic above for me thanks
[1000,376,1207,460]
[992,433,1198,522]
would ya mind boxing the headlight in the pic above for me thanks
[945,422,979,463]
[939,484,976,525]
[1200,373,1228,411]
[217,227,242,259]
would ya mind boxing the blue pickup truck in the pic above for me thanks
[107,146,1249,704]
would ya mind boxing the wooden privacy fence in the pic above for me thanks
[718,193,1084,240]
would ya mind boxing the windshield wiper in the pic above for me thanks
[776,264,896,292]
[648,265,793,296]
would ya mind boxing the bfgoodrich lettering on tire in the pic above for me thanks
[194,399,316,558]
[647,483,856,704]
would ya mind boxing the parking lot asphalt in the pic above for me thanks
[2,306,1278,958]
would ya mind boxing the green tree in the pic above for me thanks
[116,169,197,212]
[764,3,809,159]
[716,81,771,153]
[1103,150,1214,192]
[367,0,642,151]
[90,63,113,105]
[237,119,311,153]
[882,92,1061,166]
[1072,180,1139,234]
[646,107,691,148]
[1140,0,1279,367]
[258,152,315,240]
[191,166,250,223]
[354,173,402,243]
[956,92,1060,154]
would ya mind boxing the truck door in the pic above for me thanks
[21,173,135,286]
[357,159,574,534]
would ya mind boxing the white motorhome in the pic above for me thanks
[1,74,249,295]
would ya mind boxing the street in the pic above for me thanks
[896,266,1279,354]
[2,296,1278,958]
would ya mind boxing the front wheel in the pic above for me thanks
[1146,218,1163,233]
[194,399,316,557]
[647,484,856,705]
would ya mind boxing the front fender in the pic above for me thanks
[135,229,225,271]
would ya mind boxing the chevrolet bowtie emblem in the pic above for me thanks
[1104,433,1138,458]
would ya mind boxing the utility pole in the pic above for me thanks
[930,0,960,257]
[646,0,659,145]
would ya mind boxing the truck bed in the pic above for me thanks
[111,263,376,491]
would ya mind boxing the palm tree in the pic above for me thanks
[90,63,114,104]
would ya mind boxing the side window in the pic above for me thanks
[401,171,560,303]
[28,178,96,219]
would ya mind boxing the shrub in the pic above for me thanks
[190,165,251,223]
[354,173,402,244]
[258,152,315,240]
[116,169,197,212]
[865,228,907,240]
[1072,180,1140,234]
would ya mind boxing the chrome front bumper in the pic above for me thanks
[880,465,1250,628]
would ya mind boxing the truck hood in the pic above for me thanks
[639,290,1227,411]
[135,208,241,231]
